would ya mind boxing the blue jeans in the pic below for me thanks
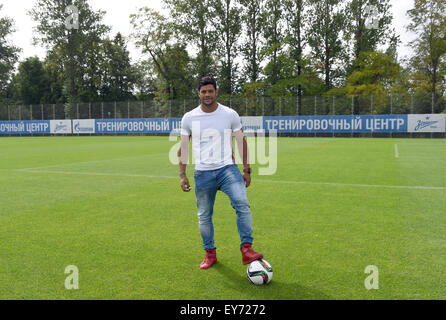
[194,164,254,250]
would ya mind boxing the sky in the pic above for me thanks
[0,0,417,64]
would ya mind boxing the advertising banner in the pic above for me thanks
[95,118,182,134]
[73,119,95,134]
[407,114,446,133]
[50,120,72,134]
[241,116,264,133]
[0,120,51,135]
[263,115,409,133]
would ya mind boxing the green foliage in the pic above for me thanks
[307,0,348,91]
[1,0,444,109]
[0,5,20,101]
[407,0,446,111]
[99,33,138,102]
[346,51,401,96]
[239,0,265,83]
[15,57,47,105]
[214,0,243,95]
[130,7,196,102]
[346,0,396,64]
[164,0,218,79]
[30,0,111,103]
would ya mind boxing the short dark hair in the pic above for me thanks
[198,77,217,91]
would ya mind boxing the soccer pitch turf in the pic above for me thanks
[0,136,445,300]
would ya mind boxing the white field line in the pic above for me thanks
[255,179,446,191]
[394,144,400,158]
[15,153,165,171]
[12,169,177,180]
[8,169,446,191]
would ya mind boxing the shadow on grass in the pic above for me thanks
[213,262,332,300]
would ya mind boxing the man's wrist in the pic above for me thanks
[243,167,252,174]
[180,172,187,178]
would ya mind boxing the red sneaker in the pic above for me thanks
[199,249,217,269]
[241,243,263,265]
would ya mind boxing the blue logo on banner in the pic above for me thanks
[414,116,439,132]
[55,122,68,133]
[74,122,94,133]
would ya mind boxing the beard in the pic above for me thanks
[202,97,216,108]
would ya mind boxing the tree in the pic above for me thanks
[307,0,347,94]
[0,5,21,101]
[15,57,47,105]
[214,0,242,95]
[345,51,401,95]
[345,0,395,114]
[100,33,137,102]
[262,0,286,90]
[41,47,66,104]
[347,0,395,68]
[407,0,446,112]
[240,0,265,83]
[284,0,307,114]
[30,0,110,103]
[130,7,195,100]
[164,0,218,79]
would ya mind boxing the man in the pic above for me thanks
[178,77,263,270]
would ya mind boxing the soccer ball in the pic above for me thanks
[247,259,273,285]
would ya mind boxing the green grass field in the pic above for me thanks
[0,136,445,300]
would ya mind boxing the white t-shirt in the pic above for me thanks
[181,103,243,171]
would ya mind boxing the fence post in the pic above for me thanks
[8,105,10,121]
[432,92,434,114]
[262,97,265,116]
[41,104,44,120]
[390,94,393,114]
[279,97,282,116]
[77,103,79,119]
[314,96,317,138]
[114,101,117,119]
[332,96,335,138]
[245,98,248,116]
[370,96,373,138]
[30,105,33,120]
[410,94,414,138]
[390,94,393,139]
[53,104,55,120]
[127,101,130,119]
[351,95,354,115]
[296,96,298,115]
[314,96,317,115]
[351,96,354,138]
[332,96,335,115]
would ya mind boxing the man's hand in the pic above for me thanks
[243,172,251,188]
[180,175,191,192]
